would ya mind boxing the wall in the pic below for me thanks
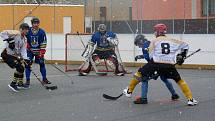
[0,4,85,33]
[85,0,131,21]
[41,33,215,65]
[132,0,192,20]
[132,0,215,20]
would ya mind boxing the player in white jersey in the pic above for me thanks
[133,23,197,106]
[0,23,30,92]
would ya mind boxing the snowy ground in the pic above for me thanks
[0,63,215,121]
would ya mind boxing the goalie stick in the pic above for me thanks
[103,48,201,100]
[49,62,74,84]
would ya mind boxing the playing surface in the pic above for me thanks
[0,63,215,121]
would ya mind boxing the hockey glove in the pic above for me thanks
[8,42,15,50]
[135,55,144,61]
[107,37,119,46]
[176,54,185,65]
[37,49,46,58]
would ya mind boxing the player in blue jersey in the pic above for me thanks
[79,24,125,76]
[123,34,179,104]
[24,17,51,88]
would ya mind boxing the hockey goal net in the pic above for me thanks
[65,33,115,72]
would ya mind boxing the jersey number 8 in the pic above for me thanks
[161,43,170,54]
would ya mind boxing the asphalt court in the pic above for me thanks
[0,63,215,121]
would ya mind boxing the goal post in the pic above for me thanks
[65,33,91,72]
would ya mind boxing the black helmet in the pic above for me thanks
[31,17,40,24]
[134,34,147,46]
[19,23,30,30]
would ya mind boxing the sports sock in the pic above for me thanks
[177,79,193,100]
[128,78,140,93]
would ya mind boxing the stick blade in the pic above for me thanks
[45,85,58,90]
[96,72,108,76]
[102,93,123,100]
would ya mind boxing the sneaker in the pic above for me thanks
[171,94,180,100]
[187,98,198,106]
[17,83,29,90]
[133,97,148,104]
[42,79,51,85]
[8,83,19,92]
[24,81,30,89]
[123,87,132,98]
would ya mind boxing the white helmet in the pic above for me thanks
[98,24,106,33]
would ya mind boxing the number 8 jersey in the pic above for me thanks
[149,36,189,64]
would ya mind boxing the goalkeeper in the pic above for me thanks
[79,24,125,76]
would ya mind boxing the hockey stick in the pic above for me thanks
[7,54,57,90]
[77,31,86,48]
[115,45,132,74]
[185,48,201,59]
[31,70,57,90]
[174,48,201,66]
[103,48,201,100]
[103,93,123,100]
[22,60,58,90]
[48,61,74,84]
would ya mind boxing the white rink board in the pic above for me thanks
[0,34,215,65]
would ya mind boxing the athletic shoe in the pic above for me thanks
[17,83,29,90]
[24,81,30,89]
[187,98,198,106]
[123,87,132,98]
[133,97,148,104]
[42,79,52,85]
[8,83,19,92]
[171,94,180,100]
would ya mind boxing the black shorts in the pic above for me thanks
[138,61,181,82]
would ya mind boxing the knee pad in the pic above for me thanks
[14,71,24,78]
[15,63,25,73]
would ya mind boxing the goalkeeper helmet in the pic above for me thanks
[134,34,147,46]
[154,23,167,37]
[98,24,106,34]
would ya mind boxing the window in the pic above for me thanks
[202,0,215,16]
[100,7,106,21]
[129,7,132,21]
